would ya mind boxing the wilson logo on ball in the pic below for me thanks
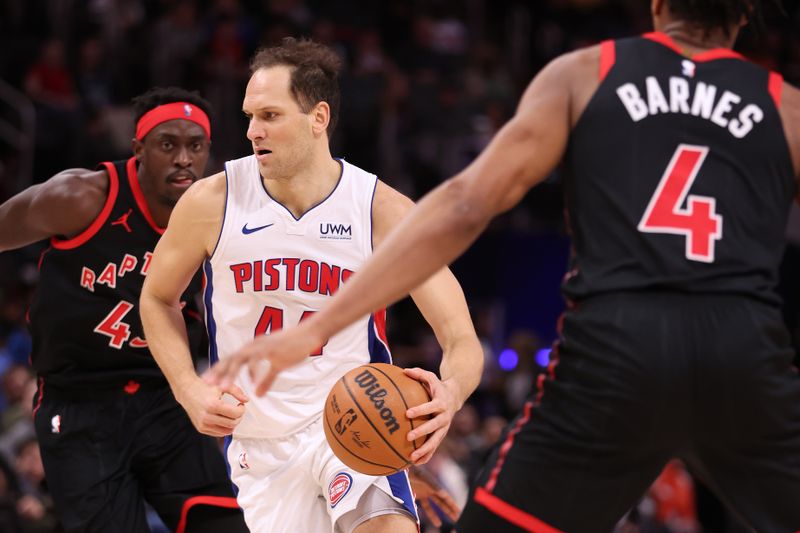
[354,369,400,435]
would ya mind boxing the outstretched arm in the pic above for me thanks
[0,168,107,252]
[207,50,579,392]
[140,174,248,436]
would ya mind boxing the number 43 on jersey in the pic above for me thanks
[638,144,722,263]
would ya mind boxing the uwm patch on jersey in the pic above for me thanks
[561,33,794,305]
[206,155,392,440]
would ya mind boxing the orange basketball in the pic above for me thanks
[323,363,431,476]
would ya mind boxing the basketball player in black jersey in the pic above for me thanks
[209,1,800,531]
[0,88,249,532]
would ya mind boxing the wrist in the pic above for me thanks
[172,373,202,405]
[441,377,466,410]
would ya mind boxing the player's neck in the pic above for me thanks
[657,22,738,57]
[135,173,171,228]
[262,156,343,219]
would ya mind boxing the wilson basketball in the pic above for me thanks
[323,363,431,476]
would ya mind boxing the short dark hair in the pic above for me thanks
[250,37,342,137]
[131,87,214,124]
[666,0,777,36]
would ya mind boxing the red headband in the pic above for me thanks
[135,102,211,141]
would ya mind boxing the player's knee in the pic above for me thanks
[351,513,417,533]
[336,485,416,533]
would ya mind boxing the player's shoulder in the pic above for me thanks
[544,44,599,83]
[44,167,109,208]
[180,171,226,206]
[782,78,800,114]
[372,180,414,222]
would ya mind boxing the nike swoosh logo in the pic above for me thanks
[242,223,274,235]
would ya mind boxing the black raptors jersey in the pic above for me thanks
[29,158,201,386]
[561,33,795,305]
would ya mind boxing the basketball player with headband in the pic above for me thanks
[0,87,249,532]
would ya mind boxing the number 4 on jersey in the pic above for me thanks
[638,144,722,263]
[94,301,148,349]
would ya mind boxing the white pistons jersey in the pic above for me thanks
[204,155,391,438]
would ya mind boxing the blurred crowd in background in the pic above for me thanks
[0,0,798,531]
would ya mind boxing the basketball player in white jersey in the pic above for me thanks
[140,38,483,533]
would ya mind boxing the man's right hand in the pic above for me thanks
[176,377,249,437]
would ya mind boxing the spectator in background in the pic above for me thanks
[23,37,81,178]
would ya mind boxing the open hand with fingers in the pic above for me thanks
[403,367,461,465]
[204,322,327,396]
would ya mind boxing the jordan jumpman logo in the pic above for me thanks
[111,209,133,233]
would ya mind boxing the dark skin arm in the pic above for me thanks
[779,81,800,185]
[0,169,108,252]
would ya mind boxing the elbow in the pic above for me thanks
[442,178,491,235]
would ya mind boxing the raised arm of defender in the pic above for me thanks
[206,48,584,393]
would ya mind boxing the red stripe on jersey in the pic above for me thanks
[485,400,533,492]
[599,40,615,81]
[37,246,51,270]
[768,72,784,109]
[643,31,683,54]
[175,495,240,533]
[126,157,165,235]
[31,377,45,418]
[692,48,743,62]
[51,163,120,249]
[374,308,389,347]
[643,32,743,62]
[474,488,565,533]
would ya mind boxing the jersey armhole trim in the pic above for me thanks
[51,162,119,250]
[599,40,615,81]
[769,72,783,109]
[207,163,230,261]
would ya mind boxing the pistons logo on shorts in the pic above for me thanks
[328,472,353,508]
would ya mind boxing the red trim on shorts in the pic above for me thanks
[474,488,564,533]
[642,32,743,62]
[31,377,45,418]
[175,495,240,533]
[599,40,615,81]
[485,401,533,492]
[51,163,119,250]
[126,157,165,235]
[769,72,784,109]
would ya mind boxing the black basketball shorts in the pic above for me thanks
[457,292,800,533]
[33,379,246,533]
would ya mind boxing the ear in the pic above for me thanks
[131,137,144,161]
[652,0,665,18]
[309,101,331,137]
